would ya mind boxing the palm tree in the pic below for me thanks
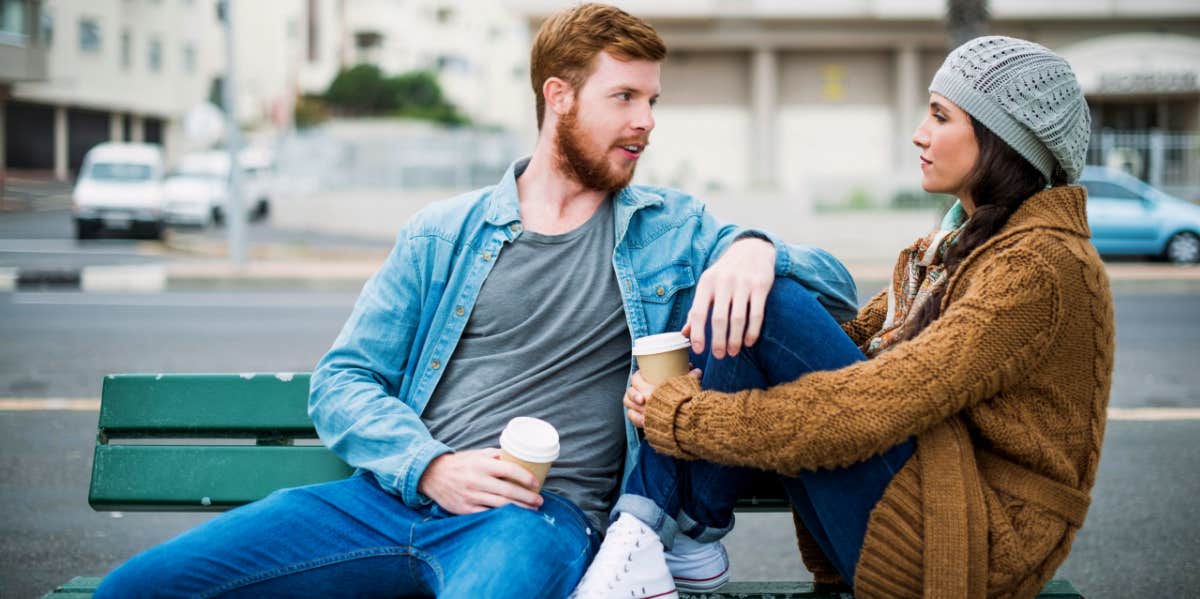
[946,0,990,48]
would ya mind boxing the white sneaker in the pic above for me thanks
[569,513,679,599]
[664,534,730,593]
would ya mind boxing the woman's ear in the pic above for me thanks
[543,77,575,117]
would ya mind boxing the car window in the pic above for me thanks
[87,162,154,182]
[174,167,226,181]
[1083,181,1141,201]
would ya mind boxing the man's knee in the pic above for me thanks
[486,503,592,569]
[93,547,195,599]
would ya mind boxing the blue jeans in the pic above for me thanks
[94,471,599,598]
[617,277,915,583]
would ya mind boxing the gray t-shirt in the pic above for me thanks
[421,199,630,530]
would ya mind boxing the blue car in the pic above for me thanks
[1080,166,1200,264]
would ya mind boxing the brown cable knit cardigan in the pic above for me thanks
[644,186,1114,598]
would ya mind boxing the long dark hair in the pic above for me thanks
[898,117,1068,341]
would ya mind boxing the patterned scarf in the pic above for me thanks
[865,201,968,357]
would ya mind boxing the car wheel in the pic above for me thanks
[253,199,269,222]
[211,206,225,226]
[1164,231,1200,265]
[75,219,99,240]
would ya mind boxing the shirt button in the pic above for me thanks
[455,306,465,316]
[510,224,521,233]
[656,286,665,297]
[482,252,492,261]
[431,360,441,370]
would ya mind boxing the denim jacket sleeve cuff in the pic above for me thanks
[396,439,455,507]
[734,229,792,276]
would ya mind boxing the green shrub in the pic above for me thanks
[293,94,329,129]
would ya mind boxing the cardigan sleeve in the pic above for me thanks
[840,286,889,347]
[643,246,1063,476]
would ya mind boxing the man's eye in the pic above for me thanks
[617,92,631,101]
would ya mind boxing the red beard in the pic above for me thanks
[555,106,644,192]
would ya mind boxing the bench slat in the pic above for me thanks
[98,373,314,437]
[89,445,354,510]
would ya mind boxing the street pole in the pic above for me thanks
[220,0,246,266]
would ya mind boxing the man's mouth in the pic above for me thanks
[617,143,646,159]
[919,156,932,168]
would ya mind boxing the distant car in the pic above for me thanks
[165,149,274,226]
[163,153,228,228]
[72,143,166,240]
[1080,166,1200,264]
[238,145,277,222]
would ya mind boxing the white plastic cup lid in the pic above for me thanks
[632,332,691,356]
[499,417,560,463]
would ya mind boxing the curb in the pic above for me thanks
[3,262,1199,293]
[1,263,376,292]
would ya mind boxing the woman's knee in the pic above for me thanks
[763,277,828,323]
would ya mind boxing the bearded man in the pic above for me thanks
[93,4,857,598]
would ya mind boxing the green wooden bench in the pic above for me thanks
[45,373,1085,598]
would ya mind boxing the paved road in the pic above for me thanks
[1,288,1197,598]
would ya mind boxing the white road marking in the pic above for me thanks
[6,291,355,308]
[2,398,1199,421]
[0,398,101,411]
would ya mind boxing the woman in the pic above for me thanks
[573,36,1113,599]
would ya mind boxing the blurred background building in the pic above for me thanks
[2,0,1198,204]
[514,0,1200,205]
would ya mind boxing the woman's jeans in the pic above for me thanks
[617,277,915,584]
[94,471,599,598]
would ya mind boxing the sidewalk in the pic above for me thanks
[3,186,1198,292]
[4,240,1197,293]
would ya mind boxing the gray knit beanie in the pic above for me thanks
[930,36,1091,183]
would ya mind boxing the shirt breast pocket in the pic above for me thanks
[636,262,696,331]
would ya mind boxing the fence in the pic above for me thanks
[1089,130,1200,201]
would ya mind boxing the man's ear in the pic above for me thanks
[543,77,575,117]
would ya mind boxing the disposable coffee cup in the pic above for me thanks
[632,332,692,385]
[498,417,560,488]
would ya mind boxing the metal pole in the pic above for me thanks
[221,0,246,266]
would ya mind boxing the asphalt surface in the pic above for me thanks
[2,182,1198,598]
[0,289,1197,598]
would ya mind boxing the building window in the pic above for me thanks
[354,30,382,64]
[183,42,195,73]
[1,0,27,38]
[436,54,470,74]
[40,7,53,47]
[148,37,162,72]
[120,29,131,68]
[306,0,318,63]
[435,6,454,25]
[79,17,101,52]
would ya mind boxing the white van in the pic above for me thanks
[72,143,166,239]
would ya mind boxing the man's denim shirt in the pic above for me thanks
[310,158,858,507]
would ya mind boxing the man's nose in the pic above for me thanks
[631,102,654,132]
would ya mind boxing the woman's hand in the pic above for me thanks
[624,368,702,428]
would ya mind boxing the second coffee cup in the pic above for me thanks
[632,332,692,385]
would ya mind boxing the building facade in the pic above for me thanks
[512,0,1200,203]
[3,0,227,178]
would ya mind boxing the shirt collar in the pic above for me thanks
[485,157,664,227]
